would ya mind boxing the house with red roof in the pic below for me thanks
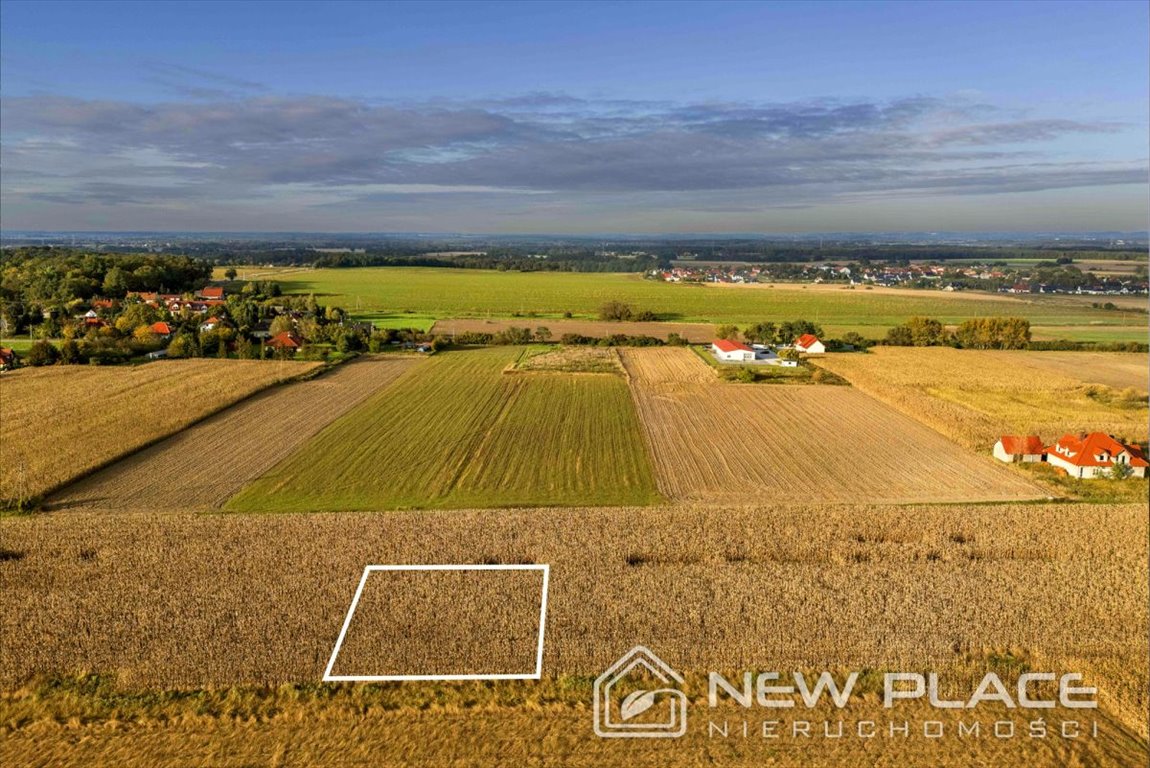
[993,435,1045,463]
[150,321,173,338]
[267,331,303,352]
[711,338,754,362]
[197,286,225,300]
[1045,433,1148,479]
[794,334,826,354]
[0,347,18,371]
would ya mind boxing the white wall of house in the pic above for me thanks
[798,340,826,354]
[712,344,754,362]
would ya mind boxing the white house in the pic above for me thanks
[993,435,1045,463]
[794,333,826,354]
[711,338,754,362]
[1045,433,1148,479]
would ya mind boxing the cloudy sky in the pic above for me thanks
[1,0,1147,233]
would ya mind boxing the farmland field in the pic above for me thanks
[46,357,417,511]
[432,317,717,342]
[265,266,1146,342]
[0,502,1145,762]
[620,348,1044,503]
[0,358,321,507]
[813,348,1150,452]
[226,347,659,511]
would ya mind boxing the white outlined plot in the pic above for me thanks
[322,563,551,682]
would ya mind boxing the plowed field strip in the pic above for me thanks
[47,357,418,510]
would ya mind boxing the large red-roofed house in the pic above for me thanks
[1045,433,1148,479]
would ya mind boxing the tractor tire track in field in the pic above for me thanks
[46,357,419,511]
[620,347,1047,504]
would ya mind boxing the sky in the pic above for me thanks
[1,0,1147,233]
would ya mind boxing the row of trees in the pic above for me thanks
[884,316,1031,349]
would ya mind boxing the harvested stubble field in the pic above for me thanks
[0,358,320,506]
[813,348,1150,452]
[46,357,417,511]
[431,317,717,343]
[620,348,1044,503]
[226,347,659,511]
[0,502,1145,762]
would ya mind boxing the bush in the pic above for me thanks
[25,340,60,366]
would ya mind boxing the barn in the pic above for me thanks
[1045,433,1148,479]
[993,435,1045,463]
[711,338,754,362]
[794,334,826,354]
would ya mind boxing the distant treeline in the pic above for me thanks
[309,251,660,272]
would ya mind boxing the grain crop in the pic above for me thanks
[3,685,1144,767]
[620,348,1044,503]
[0,502,1144,739]
[226,347,659,511]
[327,568,545,677]
[0,359,320,506]
[46,357,417,511]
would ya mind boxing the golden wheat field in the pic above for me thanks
[46,357,417,511]
[327,568,545,678]
[3,690,1144,767]
[813,348,1150,452]
[0,503,1144,732]
[620,348,1044,503]
[0,359,321,506]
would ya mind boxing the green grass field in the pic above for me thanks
[226,347,660,511]
[268,267,1147,342]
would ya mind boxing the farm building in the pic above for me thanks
[794,334,826,354]
[711,338,754,362]
[1044,433,1148,479]
[993,435,1045,463]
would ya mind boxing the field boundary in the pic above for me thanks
[322,564,551,682]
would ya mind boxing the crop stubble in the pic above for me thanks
[620,348,1044,503]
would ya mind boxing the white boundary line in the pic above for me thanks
[322,563,551,682]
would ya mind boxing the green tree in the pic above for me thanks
[599,301,634,321]
[885,325,914,346]
[101,267,131,297]
[744,322,777,344]
[906,316,945,346]
[534,326,552,342]
[224,267,238,281]
[715,324,740,340]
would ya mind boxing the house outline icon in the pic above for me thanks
[593,645,687,738]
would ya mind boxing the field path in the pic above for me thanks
[47,356,418,511]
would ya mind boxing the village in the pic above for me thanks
[653,261,1149,297]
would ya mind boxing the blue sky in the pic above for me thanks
[2,0,1147,232]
